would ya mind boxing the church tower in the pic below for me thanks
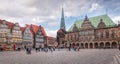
[57,8,66,47]
[60,8,66,31]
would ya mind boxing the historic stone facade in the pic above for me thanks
[0,19,47,51]
[35,25,47,48]
[65,14,120,48]
[22,25,34,48]
[11,23,22,49]
[46,36,57,47]
[57,8,66,47]
[0,20,12,50]
[0,20,23,50]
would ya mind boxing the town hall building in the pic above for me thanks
[57,8,120,49]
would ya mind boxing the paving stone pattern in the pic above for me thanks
[0,49,119,64]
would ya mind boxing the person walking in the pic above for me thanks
[26,47,31,54]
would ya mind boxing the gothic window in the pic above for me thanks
[106,31,109,38]
[111,30,115,38]
[100,32,103,39]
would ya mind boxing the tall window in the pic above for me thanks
[71,35,72,41]
[100,32,103,39]
[111,30,115,38]
[95,32,98,39]
[74,34,76,40]
[106,31,109,38]
[77,35,79,41]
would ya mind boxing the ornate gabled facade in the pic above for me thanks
[97,19,106,28]
[11,23,22,49]
[65,14,120,49]
[22,25,33,48]
[35,25,47,48]
[0,19,48,51]
[73,24,79,32]
[0,20,12,50]
[0,20,23,50]
[81,15,94,30]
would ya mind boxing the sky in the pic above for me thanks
[0,0,120,37]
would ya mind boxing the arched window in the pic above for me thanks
[95,32,98,39]
[111,30,115,38]
[106,31,109,38]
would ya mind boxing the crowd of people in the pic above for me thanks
[24,45,82,54]
[1,45,119,54]
[24,45,120,54]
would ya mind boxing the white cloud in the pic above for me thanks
[0,0,118,37]
[89,3,101,12]
[46,29,57,37]
[48,21,59,27]
[112,16,120,24]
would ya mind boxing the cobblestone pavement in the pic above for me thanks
[0,49,119,64]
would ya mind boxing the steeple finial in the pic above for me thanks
[61,7,64,18]
[60,7,66,31]
[84,15,89,21]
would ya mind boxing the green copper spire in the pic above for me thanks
[60,8,66,31]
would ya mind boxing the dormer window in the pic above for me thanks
[73,24,78,32]
[97,19,106,28]
[15,23,19,26]
[2,20,6,25]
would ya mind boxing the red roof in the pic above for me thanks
[39,25,47,36]
[0,19,47,37]
[0,19,16,30]
[0,19,3,24]
[20,27,26,33]
[31,24,39,34]
[26,24,35,35]
[6,21,14,29]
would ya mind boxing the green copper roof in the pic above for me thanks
[68,14,115,32]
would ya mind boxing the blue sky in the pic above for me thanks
[0,0,120,37]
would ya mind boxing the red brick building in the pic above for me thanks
[65,14,120,48]
[46,36,57,47]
